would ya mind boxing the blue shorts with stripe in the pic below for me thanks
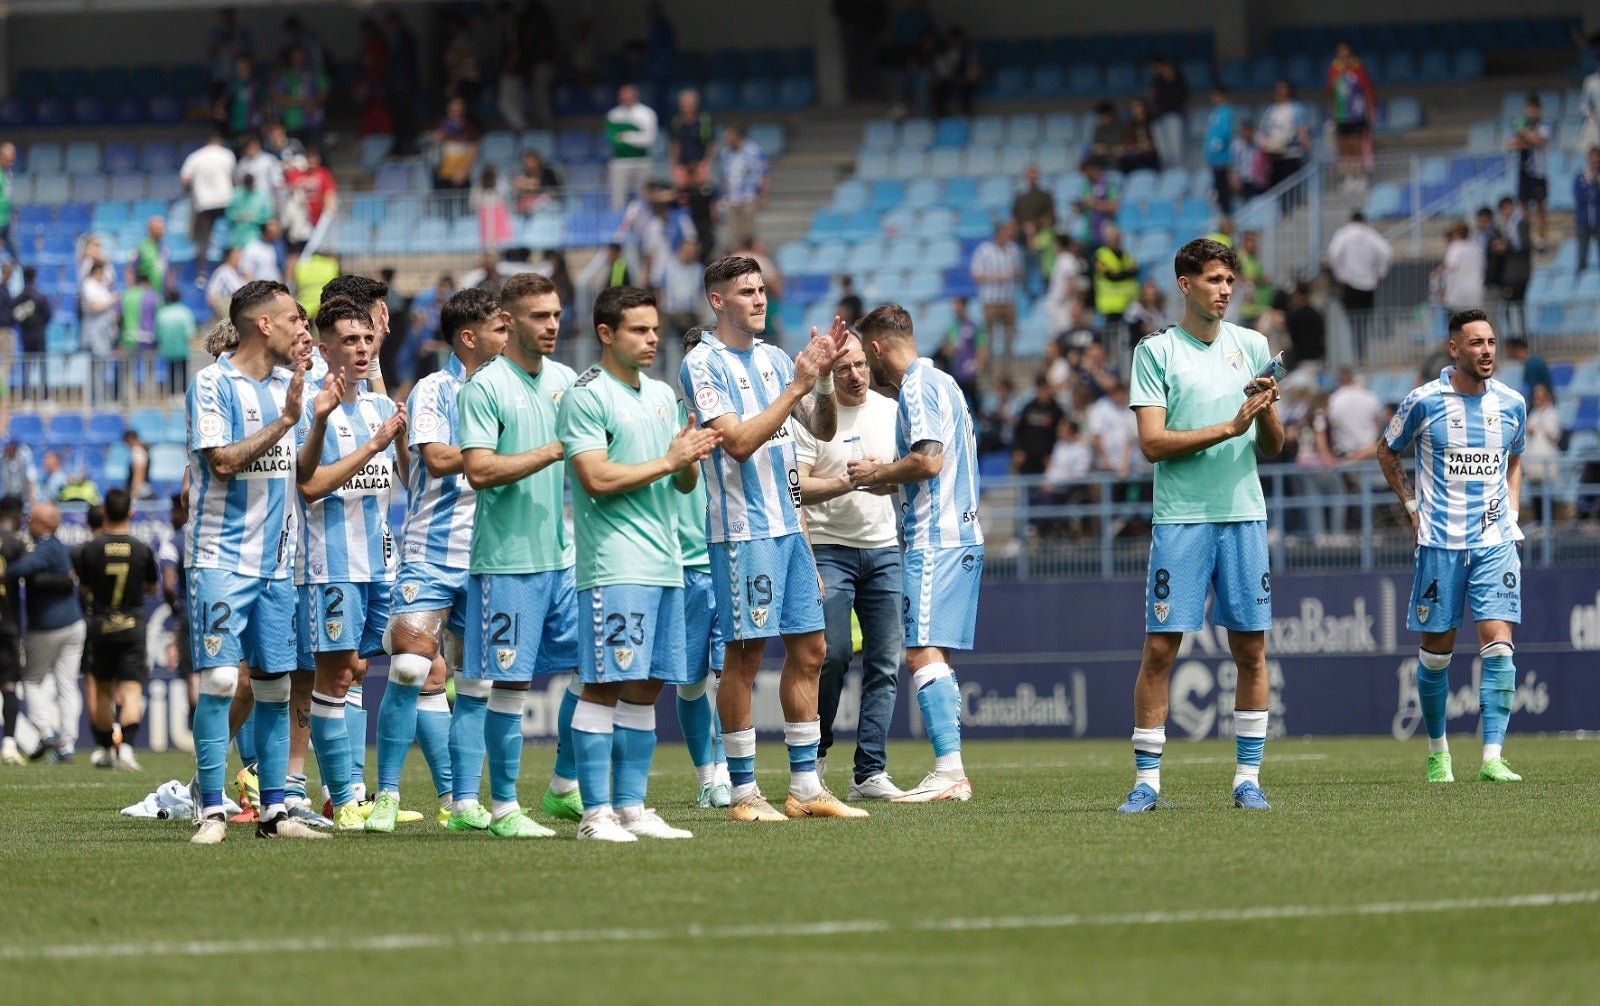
[582,584,688,685]
[296,586,313,670]
[684,567,723,680]
[903,545,984,651]
[186,569,296,674]
[1407,543,1521,632]
[463,568,580,682]
[393,560,470,637]
[709,533,825,640]
[308,581,392,658]
[1145,521,1272,634]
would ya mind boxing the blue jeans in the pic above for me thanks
[814,544,903,781]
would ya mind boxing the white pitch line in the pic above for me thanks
[4,890,1595,963]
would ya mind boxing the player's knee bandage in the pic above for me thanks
[677,679,707,700]
[455,678,492,700]
[1417,649,1453,671]
[1479,641,1514,661]
[388,652,432,689]
[441,631,464,670]
[198,665,239,698]
[252,675,291,703]
[384,611,445,656]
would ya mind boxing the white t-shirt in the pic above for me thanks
[1441,239,1485,311]
[1044,439,1092,485]
[793,391,900,549]
[1086,396,1139,474]
[181,144,238,212]
[1327,383,1384,457]
[1045,252,1080,333]
[239,239,282,283]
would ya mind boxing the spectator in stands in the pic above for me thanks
[835,287,864,328]
[1205,87,1237,213]
[1092,225,1139,340]
[513,151,563,216]
[1013,374,1064,478]
[1508,94,1551,251]
[124,429,151,500]
[214,55,262,140]
[155,287,196,395]
[386,11,420,154]
[1234,230,1272,326]
[1088,101,1122,161]
[932,296,987,409]
[205,246,247,320]
[1013,166,1056,295]
[441,14,482,106]
[0,143,17,265]
[1074,338,1120,400]
[283,149,336,270]
[1328,366,1383,461]
[1039,418,1093,537]
[1326,43,1376,191]
[1118,98,1161,173]
[472,166,512,252]
[261,121,303,166]
[971,219,1024,367]
[978,376,1018,455]
[669,89,715,190]
[1473,204,1503,290]
[5,264,50,363]
[79,260,119,359]
[718,125,770,250]
[606,84,658,211]
[1148,54,1190,172]
[1494,196,1532,338]
[493,2,527,131]
[1283,282,1326,378]
[1287,387,1341,535]
[1326,210,1392,358]
[235,135,284,210]
[1232,119,1269,202]
[280,14,326,76]
[181,133,236,274]
[1575,147,1600,274]
[274,45,330,149]
[569,15,599,89]
[1432,221,1485,317]
[1259,80,1311,193]
[1,443,35,503]
[430,97,481,198]
[525,2,558,128]
[1505,336,1552,395]
[1123,280,1169,344]
[577,243,632,298]
[1075,156,1119,246]
[1045,233,1082,338]
[207,8,253,102]
[35,450,66,501]
[1523,382,1563,495]
[240,218,284,284]
[932,26,980,118]
[225,173,273,249]
[293,245,339,317]
[354,18,391,138]
[120,271,158,361]
[1088,380,1138,478]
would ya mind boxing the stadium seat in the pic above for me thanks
[28,142,64,174]
[905,178,943,210]
[71,175,108,203]
[934,118,970,149]
[1029,66,1065,99]
[740,78,776,111]
[831,179,871,214]
[928,148,965,178]
[777,76,815,109]
[893,150,928,178]
[869,179,905,213]
[991,67,1028,101]
[140,140,178,174]
[86,412,125,446]
[964,147,999,176]
[150,444,187,484]
[900,119,935,150]
[972,116,1005,147]
[46,413,86,449]
[916,208,956,239]
[976,176,1013,212]
[856,150,892,180]
[862,119,897,151]
[1042,112,1076,145]
[31,173,70,205]
[880,206,918,238]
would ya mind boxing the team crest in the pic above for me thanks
[1485,415,1499,429]
[203,635,223,657]
[399,582,420,604]
[613,648,635,670]
[1415,605,1430,624]
[750,607,769,628]
[1225,351,1243,371]
[1153,602,1170,624]
[551,391,564,405]
[325,621,344,642]
[496,648,517,670]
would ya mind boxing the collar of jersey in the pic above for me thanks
[700,330,764,354]
[444,354,467,380]
[220,353,287,385]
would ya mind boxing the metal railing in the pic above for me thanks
[4,350,209,411]
[978,458,1600,580]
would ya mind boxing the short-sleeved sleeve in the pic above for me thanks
[409,377,454,448]
[902,369,949,448]
[1128,337,1168,409]
[1508,398,1527,455]
[295,395,314,448]
[556,382,611,459]
[793,413,819,465]
[188,370,234,450]
[680,348,735,424]
[456,376,501,451]
[1384,387,1428,452]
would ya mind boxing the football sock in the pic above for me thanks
[346,685,367,792]
[92,725,116,749]
[724,727,757,800]
[913,664,964,774]
[612,701,656,810]
[549,674,581,791]
[572,699,615,812]
[194,692,232,812]
[1479,641,1515,761]
[1417,648,1453,753]
[1132,725,1165,791]
[119,721,140,748]
[711,704,726,768]
[2,689,18,739]
[784,718,822,798]
[234,716,257,772]
[308,691,353,808]
[1233,709,1268,789]
[252,676,291,816]
[449,680,490,806]
[375,676,422,796]
[285,773,308,803]
[416,688,453,800]
[676,680,716,769]
[485,688,525,807]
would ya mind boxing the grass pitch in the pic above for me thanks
[3,737,1598,1005]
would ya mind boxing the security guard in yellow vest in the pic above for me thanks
[1093,224,1139,318]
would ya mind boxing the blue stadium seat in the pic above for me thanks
[56,67,90,99]
[556,129,595,163]
[963,147,999,176]
[1104,62,1140,96]
[1067,64,1102,97]
[990,67,1028,101]
[1007,114,1041,146]
[71,96,108,126]
[0,98,29,128]
[775,241,812,276]
[1029,66,1065,99]
[928,147,965,178]
[976,176,1013,211]
[893,150,928,178]
[945,177,978,206]
[955,207,993,240]
[900,118,935,150]
[150,444,187,484]
[28,142,64,174]
[999,145,1035,175]
[862,119,897,151]
[1043,112,1076,145]
[740,79,776,111]
[1285,55,1317,90]
[31,173,70,205]
[146,93,184,125]
[916,208,956,239]
[841,210,881,242]
[64,140,100,175]
[46,413,85,449]
[869,179,905,213]
[34,96,70,127]
[8,413,45,443]
[924,237,961,270]
[905,178,943,210]
[934,118,970,149]
[971,116,1005,147]
[1455,48,1485,80]
[1155,168,1190,202]
[831,179,871,214]
[880,206,918,237]
[86,412,125,446]
[777,76,814,110]
[71,175,108,203]
[856,150,892,180]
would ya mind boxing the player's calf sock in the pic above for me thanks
[612,701,656,810]
[550,674,581,793]
[234,716,257,773]
[2,690,18,740]
[416,688,454,802]
[784,719,822,798]
[449,680,490,806]
[676,680,716,772]
[92,725,116,749]
[913,664,964,775]
[346,686,368,795]
[1132,726,1165,791]
[375,674,423,796]
[119,721,140,748]
[252,676,291,818]
[1233,709,1268,789]
[1479,641,1516,762]
[724,727,757,800]
[484,689,525,814]
[285,773,308,803]
[572,699,615,812]
[1417,649,1453,753]
[711,704,727,769]
[308,691,354,808]
[194,691,233,813]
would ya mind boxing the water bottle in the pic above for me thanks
[1244,351,1288,395]
[845,434,869,491]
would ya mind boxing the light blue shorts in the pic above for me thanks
[308,580,392,658]
[1146,521,1272,634]
[683,567,723,680]
[903,545,984,651]
[709,533,825,640]
[1408,543,1522,632]
[581,584,688,685]
[463,568,580,681]
[393,560,471,637]
[296,585,314,671]
[186,569,296,674]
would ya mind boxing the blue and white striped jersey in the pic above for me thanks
[897,358,984,551]
[297,392,400,584]
[186,355,298,579]
[679,331,804,543]
[401,355,474,569]
[1385,368,1526,550]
